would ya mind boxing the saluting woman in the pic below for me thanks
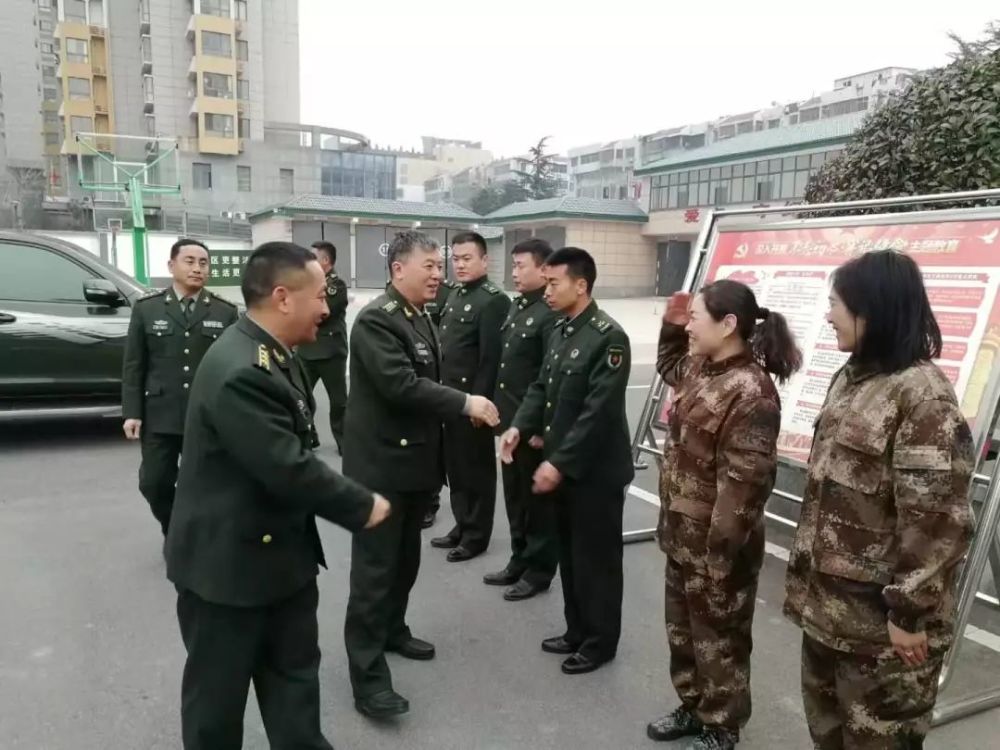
[648,279,801,749]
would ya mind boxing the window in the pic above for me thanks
[192,162,212,190]
[64,0,87,22]
[236,77,249,99]
[238,117,250,137]
[38,0,53,8]
[279,168,294,194]
[45,131,61,146]
[202,72,232,99]
[89,0,104,24]
[66,38,89,63]
[68,77,91,100]
[200,0,230,17]
[43,87,58,101]
[204,113,234,137]
[42,65,56,78]
[44,112,59,126]
[39,19,54,32]
[40,42,54,53]
[235,0,248,19]
[768,119,781,129]
[202,31,232,58]
[799,107,820,123]
[713,185,729,206]
[237,165,251,192]
[70,116,92,135]
[0,242,93,303]
[756,180,774,201]
[236,40,249,61]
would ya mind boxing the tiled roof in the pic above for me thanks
[484,196,646,223]
[249,194,482,223]
[636,111,868,174]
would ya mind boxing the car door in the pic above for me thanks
[0,238,131,403]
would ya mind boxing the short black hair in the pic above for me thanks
[545,246,597,294]
[832,250,942,373]
[387,230,439,270]
[170,238,208,259]
[310,240,336,265]
[241,241,317,308]
[512,238,552,267]
[451,231,488,257]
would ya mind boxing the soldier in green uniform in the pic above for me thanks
[297,241,349,454]
[483,238,560,601]
[421,275,458,528]
[122,238,238,536]
[343,230,499,719]
[500,246,633,675]
[430,232,511,561]
[165,241,391,750]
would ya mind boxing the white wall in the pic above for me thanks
[33,231,101,257]
[147,234,252,280]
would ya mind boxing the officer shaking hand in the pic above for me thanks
[165,242,389,750]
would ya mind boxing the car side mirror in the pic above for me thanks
[84,278,125,306]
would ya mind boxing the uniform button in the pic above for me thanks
[184,332,190,338]
[505,343,509,348]
[156,332,162,337]
[499,383,505,389]
[442,325,447,330]
[546,402,551,408]
[262,534,272,544]
[183,383,190,389]
[554,354,559,359]
[545,425,551,432]
[184,349,190,355]
[500,363,505,368]
[461,377,467,383]
[400,438,408,447]
[548,377,552,383]
[521,333,526,338]
[144,391,149,396]
[183,366,190,372]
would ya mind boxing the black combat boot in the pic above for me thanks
[647,706,702,741]
[689,725,738,749]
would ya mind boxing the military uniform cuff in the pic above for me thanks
[888,609,927,634]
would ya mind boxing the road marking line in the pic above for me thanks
[626,484,1000,652]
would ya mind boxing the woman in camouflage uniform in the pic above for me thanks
[784,250,974,750]
[649,280,801,750]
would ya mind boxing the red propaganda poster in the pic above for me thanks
[703,218,1000,463]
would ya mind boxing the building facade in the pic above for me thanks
[567,139,640,200]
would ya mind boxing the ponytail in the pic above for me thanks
[751,307,802,384]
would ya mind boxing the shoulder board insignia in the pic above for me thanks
[254,344,272,373]
[554,317,568,327]
[381,299,400,314]
[483,282,501,295]
[208,291,237,307]
[138,288,166,301]
[590,318,612,334]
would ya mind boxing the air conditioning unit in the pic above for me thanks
[94,103,107,114]
[89,25,105,37]
[92,65,106,76]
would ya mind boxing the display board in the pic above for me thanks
[693,217,1000,462]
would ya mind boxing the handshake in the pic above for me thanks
[466,395,500,429]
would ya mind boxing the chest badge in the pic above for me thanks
[570,349,580,359]
[526,317,534,326]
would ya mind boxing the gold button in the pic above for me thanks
[184,349,190,355]
[548,377,552,383]
[461,377,467,383]
[505,343,509,348]
[545,425,551,432]
[184,332,190,337]
[262,534,272,544]
[500,363,505,368]
[442,325,447,330]
[499,383,505,389]
[183,366,190,372]
[554,354,559,359]
[183,383,190,389]
[546,402,551,408]
[156,332,162,337]
[400,438,408,447]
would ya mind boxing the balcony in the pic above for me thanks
[140,35,153,73]
[139,0,151,33]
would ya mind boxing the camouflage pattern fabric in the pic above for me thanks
[783,361,974,659]
[801,633,942,749]
[655,322,781,729]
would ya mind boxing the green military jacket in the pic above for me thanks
[512,300,634,488]
[121,286,239,434]
[495,287,557,431]
[438,275,510,396]
[343,285,468,493]
[425,278,457,327]
[165,316,375,607]
[297,270,348,361]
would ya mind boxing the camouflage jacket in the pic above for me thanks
[656,323,781,580]
[783,361,974,656]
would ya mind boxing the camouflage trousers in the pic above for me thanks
[664,557,758,731]
[801,634,942,749]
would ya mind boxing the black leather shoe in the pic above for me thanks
[541,636,576,655]
[421,510,436,530]
[446,545,482,562]
[430,534,459,549]
[483,566,523,586]
[690,726,738,750]
[354,690,409,719]
[560,653,604,675]
[647,707,703,742]
[503,579,549,601]
[387,637,435,661]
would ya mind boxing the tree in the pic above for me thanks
[514,136,561,200]
[805,22,1000,209]
[470,181,529,216]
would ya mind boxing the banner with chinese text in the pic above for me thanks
[207,249,252,286]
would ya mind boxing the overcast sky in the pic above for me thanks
[299,0,994,158]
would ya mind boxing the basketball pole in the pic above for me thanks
[127,176,147,284]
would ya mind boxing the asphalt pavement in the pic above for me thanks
[2,297,999,749]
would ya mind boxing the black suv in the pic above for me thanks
[0,231,147,417]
